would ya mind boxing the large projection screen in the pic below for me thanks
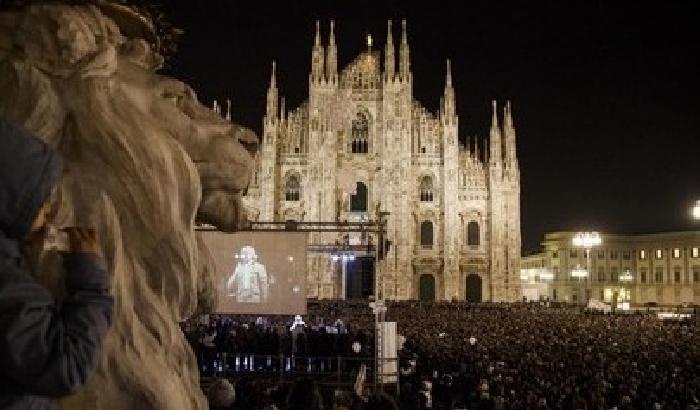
[200,231,308,315]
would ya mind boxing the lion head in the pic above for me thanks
[0,3,257,409]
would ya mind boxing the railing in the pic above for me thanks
[197,353,398,385]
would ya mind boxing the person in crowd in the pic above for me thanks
[207,378,236,410]
[0,120,114,409]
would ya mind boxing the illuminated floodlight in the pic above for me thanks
[571,265,588,278]
[693,200,700,220]
[520,271,530,281]
[331,255,340,262]
[572,232,602,248]
[287,256,294,262]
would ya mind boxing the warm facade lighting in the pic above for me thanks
[572,232,602,248]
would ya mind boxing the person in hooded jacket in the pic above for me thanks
[0,120,114,409]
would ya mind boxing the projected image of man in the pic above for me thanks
[226,246,269,303]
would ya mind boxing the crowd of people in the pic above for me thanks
[183,300,700,410]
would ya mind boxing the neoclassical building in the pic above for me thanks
[243,20,521,302]
[521,231,700,305]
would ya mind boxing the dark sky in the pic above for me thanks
[159,1,700,253]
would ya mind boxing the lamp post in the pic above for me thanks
[572,232,602,305]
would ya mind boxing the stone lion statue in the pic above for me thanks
[0,2,257,409]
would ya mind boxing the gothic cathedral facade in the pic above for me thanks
[243,20,521,302]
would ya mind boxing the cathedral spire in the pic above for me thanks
[384,19,395,81]
[314,20,321,46]
[266,61,278,122]
[504,100,518,169]
[445,59,452,88]
[443,59,455,121]
[399,19,411,81]
[311,20,325,83]
[489,100,502,167]
[326,20,338,83]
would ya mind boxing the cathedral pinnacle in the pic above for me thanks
[330,20,335,45]
[311,21,325,83]
[315,20,321,46]
[326,20,338,82]
[385,19,395,81]
[446,59,452,87]
[399,19,411,80]
[489,100,503,167]
[266,61,278,120]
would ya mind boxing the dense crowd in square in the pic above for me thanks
[184,301,699,410]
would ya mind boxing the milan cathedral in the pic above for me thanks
[242,20,521,302]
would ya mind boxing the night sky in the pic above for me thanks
[159,1,700,253]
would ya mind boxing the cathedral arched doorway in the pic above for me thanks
[419,274,435,302]
[466,274,482,303]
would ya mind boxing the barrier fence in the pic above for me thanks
[198,352,398,385]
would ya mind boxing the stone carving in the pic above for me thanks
[0,3,257,410]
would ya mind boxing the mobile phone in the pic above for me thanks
[44,225,70,252]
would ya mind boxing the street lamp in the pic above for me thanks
[572,232,602,305]
[692,200,700,220]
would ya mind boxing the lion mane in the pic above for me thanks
[0,3,257,409]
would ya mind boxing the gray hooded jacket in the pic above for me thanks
[0,120,114,409]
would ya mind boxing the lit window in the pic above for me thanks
[692,247,699,258]
[639,250,646,260]
[673,248,681,259]
[655,249,663,259]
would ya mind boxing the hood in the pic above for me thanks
[0,119,63,241]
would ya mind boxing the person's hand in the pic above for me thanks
[63,227,101,255]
